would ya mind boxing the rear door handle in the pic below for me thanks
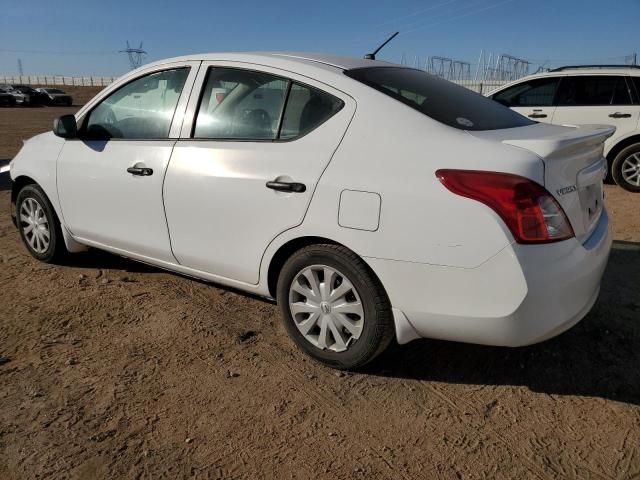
[609,112,632,118]
[127,166,153,176]
[266,181,306,193]
[528,113,547,118]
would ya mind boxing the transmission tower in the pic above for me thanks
[17,58,24,76]
[625,52,638,66]
[426,56,471,80]
[119,41,147,70]
[475,51,530,82]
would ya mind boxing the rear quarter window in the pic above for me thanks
[345,67,534,131]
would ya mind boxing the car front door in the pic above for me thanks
[163,63,355,284]
[551,75,640,152]
[491,76,562,123]
[57,63,199,262]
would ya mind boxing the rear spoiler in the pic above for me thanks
[501,125,615,159]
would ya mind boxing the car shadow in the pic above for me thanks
[58,248,274,303]
[367,240,640,406]
[45,232,640,405]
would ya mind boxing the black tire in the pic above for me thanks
[611,144,640,192]
[276,244,395,370]
[16,184,66,262]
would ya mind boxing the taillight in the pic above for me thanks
[436,169,574,244]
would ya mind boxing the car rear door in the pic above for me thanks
[57,62,199,262]
[551,75,640,152]
[163,62,355,284]
[491,76,562,123]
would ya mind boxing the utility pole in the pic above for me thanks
[17,58,24,76]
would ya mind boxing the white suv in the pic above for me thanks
[489,66,640,192]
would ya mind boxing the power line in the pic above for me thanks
[375,0,459,28]
[404,0,519,34]
[0,48,117,56]
[396,0,488,32]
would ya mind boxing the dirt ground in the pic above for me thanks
[0,104,639,480]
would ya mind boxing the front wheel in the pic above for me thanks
[16,184,66,262]
[611,144,640,192]
[276,244,395,370]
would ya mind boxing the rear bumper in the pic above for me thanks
[365,209,612,347]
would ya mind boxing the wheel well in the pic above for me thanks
[10,175,37,205]
[267,236,342,298]
[606,135,640,168]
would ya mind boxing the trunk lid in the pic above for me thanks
[469,123,614,243]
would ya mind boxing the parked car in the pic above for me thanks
[488,65,640,192]
[9,53,612,369]
[8,85,49,105]
[0,85,29,105]
[0,87,16,106]
[35,88,73,106]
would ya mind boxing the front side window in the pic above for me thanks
[346,67,533,131]
[84,68,189,139]
[492,77,561,107]
[556,76,632,106]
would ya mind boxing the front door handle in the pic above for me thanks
[266,181,306,193]
[127,166,153,176]
[609,112,632,118]
[528,113,547,118]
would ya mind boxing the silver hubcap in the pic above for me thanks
[288,265,364,352]
[621,153,640,186]
[19,197,50,254]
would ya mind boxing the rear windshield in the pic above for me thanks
[345,67,534,131]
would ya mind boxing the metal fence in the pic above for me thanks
[450,79,510,94]
[0,75,117,87]
[0,76,510,94]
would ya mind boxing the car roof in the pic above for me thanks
[143,52,395,72]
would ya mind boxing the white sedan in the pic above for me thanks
[9,53,612,369]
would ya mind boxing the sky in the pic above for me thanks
[1,0,639,76]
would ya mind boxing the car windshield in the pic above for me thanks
[345,66,534,131]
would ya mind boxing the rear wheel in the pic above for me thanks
[276,244,395,370]
[16,184,66,262]
[611,144,640,192]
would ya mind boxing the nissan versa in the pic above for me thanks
[9,53,613,369]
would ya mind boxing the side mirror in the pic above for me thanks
[53,115,77,139]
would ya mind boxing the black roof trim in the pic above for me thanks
[550,65,640,72]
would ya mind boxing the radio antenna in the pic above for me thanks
[364,32,399,60]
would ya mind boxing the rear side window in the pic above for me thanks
[556,76,632,106]
[194,68,343,140]
[633,77,640,102]
[280,83,344,139]
[492,77,560,107]
[194,68,288,140]
[345,67,534,131]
